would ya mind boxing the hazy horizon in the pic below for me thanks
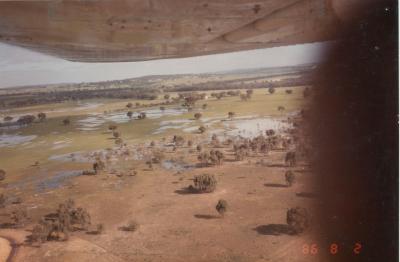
[0,42,330,88]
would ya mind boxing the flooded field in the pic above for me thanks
[0,86,318,262]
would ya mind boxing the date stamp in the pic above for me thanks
[302,242,362,255]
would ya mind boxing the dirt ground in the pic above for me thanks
[0,87,324,261]
[1,147,325,262]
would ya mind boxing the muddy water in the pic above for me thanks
[0,133,37,147]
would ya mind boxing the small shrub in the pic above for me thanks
[138,112,146,119]
[93,160,105,173]
[194,113,202,120]
[198,126,206,134]
[113,131,120,139]
[216,199,228,217]
[285,171,295,187]
[287,207,310,234]
[285,151,296,167]
[173,135,185,146]
[190,174,217,193]
[63,118,70,125]
[121,220,139,232]
[268,86,275,94]
[10,208,29,227]
[108,124,117,131]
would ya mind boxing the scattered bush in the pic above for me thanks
[189,174,217,193]
[3,116,13,122]
[108,124,117,131]
[126,102,133,108]
[113,131,120,139]
[63,118,70,125]
[268,86,275,94]
[216,199,228,217]
[10,208,29,227]
[198,126,206,134]
[37,112,46,122]
[93,159,105,173]
[194,113,202,120]
[277,106,285,111]
[228,112,235,119]
[287,207,310,234]
[173,135,185,146]
[17,115,36,125]
[120,220,139,232]
[285,151,296,167]
[202,103,207,109]
[127,111,133,118]
[138,112,147,119]
[28,199,93,245]
[285,171,295,187]
[285,89,293,94]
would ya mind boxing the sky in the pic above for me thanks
[0,42,329,88]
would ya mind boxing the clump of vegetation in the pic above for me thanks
[198,126,206,134]
[127,111,133,118]
[287,207,310,234]
[202,103,207,109]
[216,199,228,217]
[265,129,275,136]
[173,135,185,146]
[0,169,6,181]
[268,86,275,94]
[189,174,217,193]
[10,208,29,227]
[160,106,166,112]
[196,145,202,152]
[164,94,170,100]
[285,171,295,187]
[194,113,202,120]
[285,151,296,167]
[120,220,139,232]
[17,115,36,125]
[187,140,193,147]
[3,116,13,122]
[115,138,123,145]
[113,131,120,139]
[228,111,235,119]
[126,102,133,108]
[285,89,293,94]
[93,159,105,173]
[37,112,46,122]
[108,124,118,131]
[62,118,70,125]
[197,150,224,166]
[28,199,93,245]
[138,112,146,119]
[277,106,285,111]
